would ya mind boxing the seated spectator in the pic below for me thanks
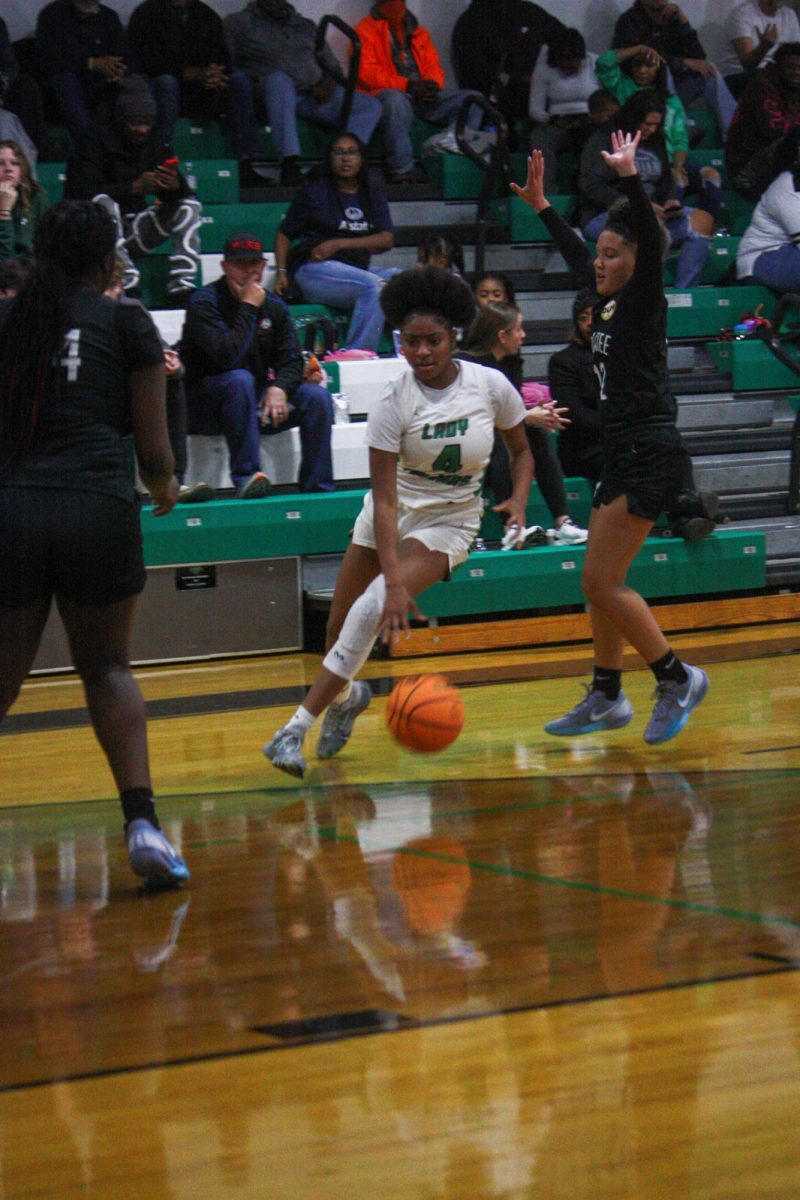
[64,76,201,305]
[451,0,566,137]
[737,127,800,289]
[127,0,263,185]
[528,28,598,188]
[274,132,399,351]
[726,43,800,198]
[611,0,737,137]
[35,0,129,144]
[182,232,334,495]
[718,0,800,100]
[0,141,48,263]
[548,289,719,540]
[588,88,622,128]
[0,18,45,154]
[0,256,30,299]
[224,0,381,187]
[579,91,716,288]
[354,1,483,184]
[548,288,604,482]
[460,300,589,545]
[417,231,464,275]
[595,45,693,180]
[473,269,517,307]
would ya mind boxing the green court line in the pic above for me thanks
[318,831,800,931]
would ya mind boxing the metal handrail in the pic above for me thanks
[314,15,361,132]
[454,94,509,277]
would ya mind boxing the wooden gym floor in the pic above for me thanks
[1,633,800,1198]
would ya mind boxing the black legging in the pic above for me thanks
[485,426,568,522]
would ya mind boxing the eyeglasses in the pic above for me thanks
[331,148,361,157]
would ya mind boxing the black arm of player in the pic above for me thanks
[618,173,665,307]
[536,206,595,290]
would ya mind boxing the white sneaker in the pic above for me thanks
[317,681,372,759]
[263,726,307,778]
[548,518,588,545]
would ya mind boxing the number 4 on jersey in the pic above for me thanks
[430,444,462,473]
[60,328,82,382]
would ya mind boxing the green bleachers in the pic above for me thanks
[37,161,66,202]
[171,115,439,162]
[510,194,578,242]
[665,235,739,286]
[665,285,774,339]
[709,339,800,391]
[182,159,239,203]
[425,152,528,199]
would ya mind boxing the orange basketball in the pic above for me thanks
[386,674,464,753]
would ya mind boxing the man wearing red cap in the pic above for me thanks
[182,233,334,497]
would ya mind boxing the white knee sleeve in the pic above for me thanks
[322,575,386,681]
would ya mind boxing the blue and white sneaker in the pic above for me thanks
[126,820,190,888]
[317,681,372,759]
[544,684,634,736]
[263,726,307,778]
[644,665,709,745]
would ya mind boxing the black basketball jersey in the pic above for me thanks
[539,175,676,434]
[0,289,164,500]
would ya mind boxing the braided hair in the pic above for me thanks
[0,200,116,472]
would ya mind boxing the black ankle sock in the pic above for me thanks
[649,650,688,686]
[121,787,159,830]
[592,667,622,700]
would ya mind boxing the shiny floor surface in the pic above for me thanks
[2,649,800,1198]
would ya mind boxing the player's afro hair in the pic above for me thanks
[380,265,476,330]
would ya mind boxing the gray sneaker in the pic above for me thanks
[239,471,271,499]
[263,726,307,778]
[126,819,190,888]
[644,665,709,745]
[544,684,634,736]
[317,680,372,759]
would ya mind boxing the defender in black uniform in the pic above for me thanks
[511,136,709,745]
[0,200,189,886]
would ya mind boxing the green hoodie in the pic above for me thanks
[595,48,689,163]
[0,187,49,263]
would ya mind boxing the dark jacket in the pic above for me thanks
[64,117,191,213]
[578,123,675,227]
[547,340,603,479]
[35,0,128,83]
[224,1,336,91]
[0,18,18,99]
[612,1,706,81]
[182,279,304,395]
[451,0,565,93]
[127,0,231,81]
[725,63,800,179]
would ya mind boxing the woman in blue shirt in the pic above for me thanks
[273,132,400,351]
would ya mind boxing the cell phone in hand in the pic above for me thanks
[160,156,180,171]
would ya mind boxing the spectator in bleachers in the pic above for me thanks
[460,301,589,545]
[725,43,800,198]
[611,0,737,137]
[589,89,622,129]
[451,0,567,138]
[0,141,48,264]
[354,1,483,185]
[64,76,202,306]
[127,0,263,185]
[737,126,800,288]
[182,231,334,496]
[274,132,399,352]
[548,288,604,483]
[528,29,599,190]
[473,270,517,307]
[416,232,465,275]
[0,18,45,156]
[0,257,29,299]
[224,0,381,187]
[35,0,129,144]
[718,0,800,99]
[580,91,715,288]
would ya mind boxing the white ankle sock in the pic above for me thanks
[284,706,316,737]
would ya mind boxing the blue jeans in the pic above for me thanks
[672,68,738,139]
[152,70,261,159]
[186,371,335,492]
[294,260,401,350]
[49,71,102,142]
[583,209,710,288]
[262,71,381,159]
[752,245,800,292]
[376,87,482,175]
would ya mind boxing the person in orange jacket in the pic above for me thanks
[354,1,482,183]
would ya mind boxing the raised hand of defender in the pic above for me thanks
[510,150,548,212]
[600,129,641,177]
